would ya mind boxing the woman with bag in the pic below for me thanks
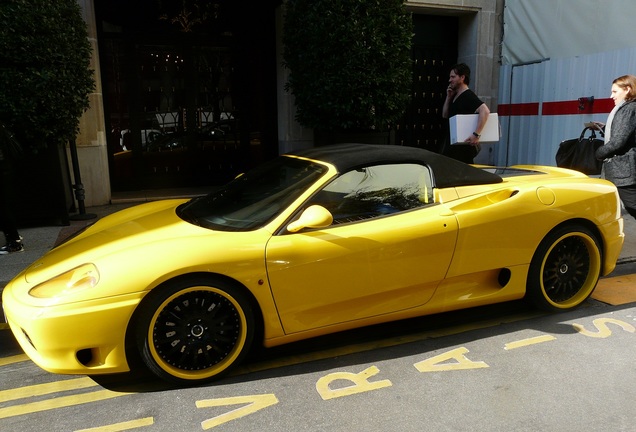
[595,74,636,219]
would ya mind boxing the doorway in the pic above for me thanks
[95,0,278,191]
[396,14,458,152]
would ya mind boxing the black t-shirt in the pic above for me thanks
[444,89,485,164]
[449,89,483,118]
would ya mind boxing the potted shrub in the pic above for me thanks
[282,0,412,144]
[0,0,94,225]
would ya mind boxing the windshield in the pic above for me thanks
[177,156,328,231]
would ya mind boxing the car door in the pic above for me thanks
[265,163,459,334]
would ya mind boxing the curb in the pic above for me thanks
[617,256,636,265]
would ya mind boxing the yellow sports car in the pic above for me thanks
[2,143,624,385]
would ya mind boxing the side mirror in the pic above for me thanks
[287,205,333,233]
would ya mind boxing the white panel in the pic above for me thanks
[502,0,636,64]
[496,47,636,169]
[499,61,545,167]
[496,66,510,166]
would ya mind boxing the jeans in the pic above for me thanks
[617,184,636,219]
[0,159,20,243]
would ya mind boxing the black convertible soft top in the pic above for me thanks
[287,143,502,188]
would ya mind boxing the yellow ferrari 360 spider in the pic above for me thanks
[2,143,624,385]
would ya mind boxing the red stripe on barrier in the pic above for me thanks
[498,103,539,116]
[592,98,616,113]
[542,100,579,115]
[498,98,615,116]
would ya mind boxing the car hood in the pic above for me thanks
[21,199,268,291]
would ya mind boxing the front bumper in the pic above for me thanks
[3,282,146,375]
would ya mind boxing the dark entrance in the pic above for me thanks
[95,0,279,191]
[396,14,458,152]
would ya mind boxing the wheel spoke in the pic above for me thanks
[543,236,590,303]
[152,289,241,371]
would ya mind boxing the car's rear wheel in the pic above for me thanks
[526,224,602,312]
[135,276,254,384]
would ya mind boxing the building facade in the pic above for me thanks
[75,0,503,206]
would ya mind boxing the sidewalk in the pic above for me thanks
[1,203,636,290]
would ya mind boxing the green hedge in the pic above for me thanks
[283,0,413,132]
[0,0,94,151]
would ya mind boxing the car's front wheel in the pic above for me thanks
[135,276,255,384]
[526,224,602,312]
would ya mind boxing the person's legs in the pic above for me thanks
[617,185,636,219]
[0,239,23,254]
[0,160,23,254]
[442,143,476,164]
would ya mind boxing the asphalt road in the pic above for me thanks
[2,263,636,432]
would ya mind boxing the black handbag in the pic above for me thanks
[555,126,603,175]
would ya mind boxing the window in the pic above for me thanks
[308,163,434,224]
[178,157,328,231]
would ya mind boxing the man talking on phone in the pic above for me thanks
[441,63,490,164]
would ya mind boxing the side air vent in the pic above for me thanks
[498,268,512,287]
[453,189,521,211]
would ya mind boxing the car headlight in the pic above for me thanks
[28,264,100,299]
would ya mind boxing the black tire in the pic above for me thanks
[134,276,255,384]
[526,224,602,312]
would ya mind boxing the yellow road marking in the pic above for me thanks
[0,377,96,403]
[414,347,489,372]
[316,366,392,400]
[0,310,542,423]
[75,417,154,431]
[504,334,556,350]
[197,394,279,430]
[0,389,128,419]
[573,318,635,338]
[0,353,29,367]
[234,310,545,376]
